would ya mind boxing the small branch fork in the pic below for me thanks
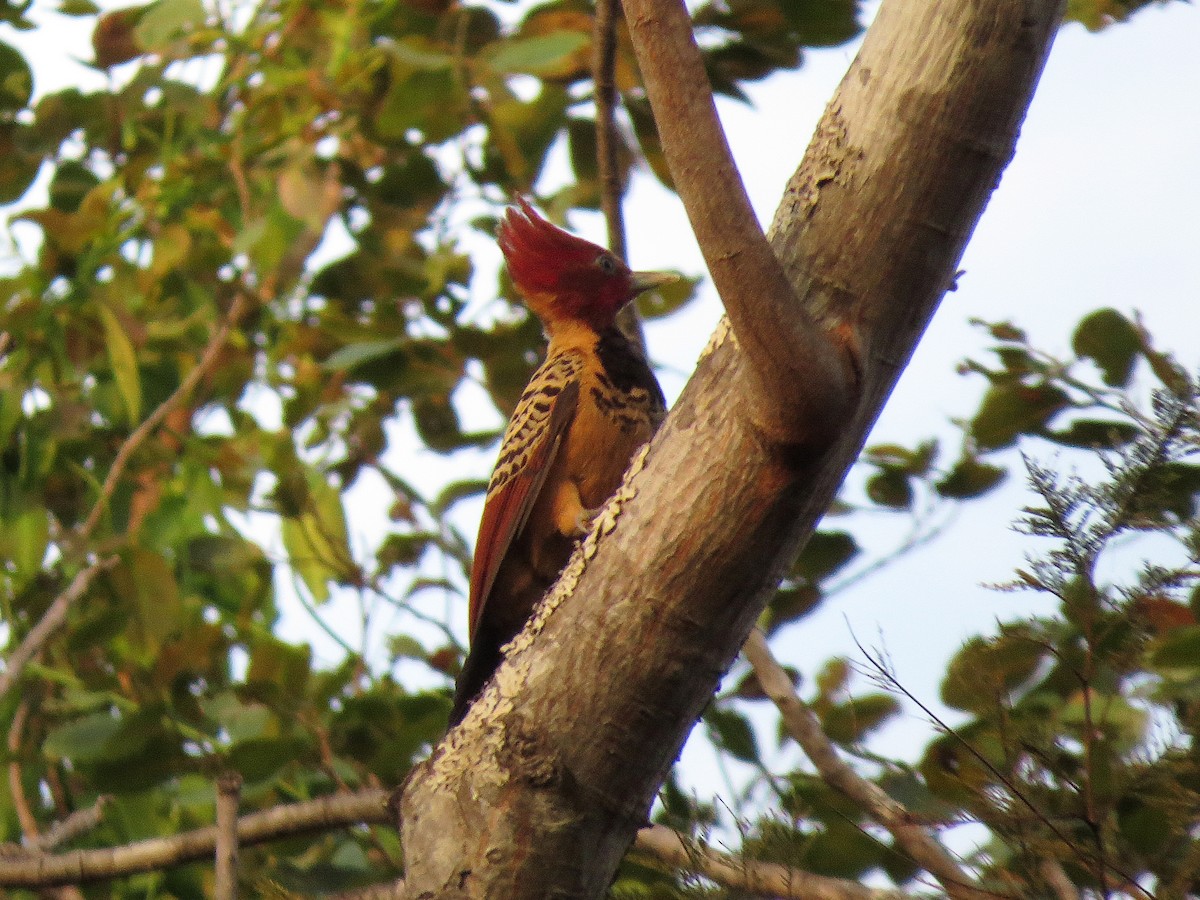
[592,0,626,263]
[619,0,853,445]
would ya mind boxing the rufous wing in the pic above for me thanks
[467,368,581,642]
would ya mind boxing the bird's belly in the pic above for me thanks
[568,391,655,509]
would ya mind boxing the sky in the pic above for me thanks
[5,0,1200,834]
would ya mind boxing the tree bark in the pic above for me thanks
[398,0,1064,896]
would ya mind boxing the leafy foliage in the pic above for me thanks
[0,0,1192,896]
[0,0,855,893]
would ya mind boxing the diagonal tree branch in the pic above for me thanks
[399,0,1064,896]
[742,629,1002,900]
[622,0,854,444]
[633,824,913,900]
[0,556,119,703]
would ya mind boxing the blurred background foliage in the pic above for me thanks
[0,0,1196,896]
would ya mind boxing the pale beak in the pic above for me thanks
[629,270,680,295]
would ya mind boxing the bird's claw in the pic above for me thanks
[575,507,600,536]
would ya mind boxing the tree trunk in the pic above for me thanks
[397,0,1064,896]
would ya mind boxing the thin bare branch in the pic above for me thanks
[634,824,911,900]
[854,639,1153,900]
[77,291,251,545]
[593,0,649,356]
[1040,858,1081,900]
[0,789,389,888]
[6,703,38,840]
[215,772,243,900]
[0,556,119,703]
[743,629,1003,900]
[621,0,852,444]
[593,0,625,263]
[29,799,111,854]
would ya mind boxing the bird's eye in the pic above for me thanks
[596,254,618,275]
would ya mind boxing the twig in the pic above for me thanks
[633,824,912,900]
[6,703,38,839]
[593,0,625,263]
[4,703,88,899]
[30,798,111,854]
[77,291,250,544]
[593,0,649,356]
[742,629,1004,900]
[1040,858,1080,900]
[0,789,390,887]
[853,638,1153,900]
[0,556,119,703]
[215,772,243,900]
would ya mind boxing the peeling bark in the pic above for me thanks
[398,0,1065,896]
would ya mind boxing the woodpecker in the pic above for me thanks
[449,197,676,725]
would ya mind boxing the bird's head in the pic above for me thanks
[498,197,677,332]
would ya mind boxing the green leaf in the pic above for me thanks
[49,160,100,212]
[43,712,123,762]
[821,693,899,744]
[970,382,1069,450]
[485,84,569,187]
[1059,690,1147,751]
[0,40,33,112]
[96,303,142,425]
[793,530,858,582]
[778,0,862,46]
[763,584,823,632]
[704,707,760,764]
[936,457,1006,499]
[626,95,673,189]
[1149,625,1200,672]
[388,36,454,72]
[486,31,590,77]
[59,0,101,14]
[635,274,701,320]
[376,63,463,145]
[0,123,40,203]
[942,629,1045,713]
[134,0,205,50]
[865,469,912,509]
[323,338,407,372]
[114,549,183,654]
[227,736,310,783]
[1072,307,1141,387]
[200,692,276,744]
[1042,418,1140,449]
[281,473,353,604]
[0,503,48,588]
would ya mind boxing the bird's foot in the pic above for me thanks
[574,506,601,536]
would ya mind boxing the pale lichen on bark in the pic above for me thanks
[698,316,736,362]
[769,104,856,235]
